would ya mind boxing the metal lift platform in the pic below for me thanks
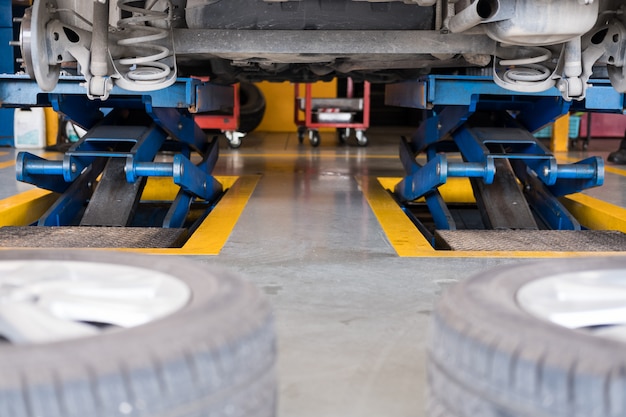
[385,75,626,252]
[0,75,235,248]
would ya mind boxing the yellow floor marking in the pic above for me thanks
[561,193,626,232]
[0,188,58,226]
[358,176,435,256]
[0,175,258,255]
[0,160,15,170]
[169,175,259,255]
[361,176,626,258]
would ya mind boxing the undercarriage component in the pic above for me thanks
[17,0,177,98]
[12,1,626,100]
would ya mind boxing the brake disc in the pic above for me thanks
[19,0,60,91]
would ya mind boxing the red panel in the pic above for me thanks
[578,113,626,138]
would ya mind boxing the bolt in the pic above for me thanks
[8,41,20,47]
[71,163,77,173]
[13,17,22,23]
[178,123,183,130]
[542,166,549,177]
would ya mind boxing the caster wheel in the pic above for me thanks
[337,128,349,145]
[309,130,320,147]
[356,130,368,147]
[297,126,306,144]
[225,131,245,149]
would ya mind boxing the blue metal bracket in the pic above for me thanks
[0,75,234,114]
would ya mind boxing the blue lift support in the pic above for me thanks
[0,75,234,244]
[386,75,625,249]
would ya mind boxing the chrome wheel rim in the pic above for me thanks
[0,260,191,345]
[517,267,626,342]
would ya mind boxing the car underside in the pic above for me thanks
[16,0,626,101]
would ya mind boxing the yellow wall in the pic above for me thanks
[255,80,337,132]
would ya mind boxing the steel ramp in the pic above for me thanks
[0,227,187,249]
[435,230,626,252]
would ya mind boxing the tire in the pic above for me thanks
[0,249,276,417]
[429,257,626,417]
[238,83,266,133]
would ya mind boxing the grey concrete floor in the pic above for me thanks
[1,129,624,417]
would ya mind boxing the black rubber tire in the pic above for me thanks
[429,257,626,417]
[238,82,266,133]
[0,250,276,417]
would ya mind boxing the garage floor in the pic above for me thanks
[1,128,625,417]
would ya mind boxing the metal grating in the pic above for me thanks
[435,230,626,252]
[0,227,188,249]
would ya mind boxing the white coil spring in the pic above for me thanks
[494,46,556,93]
[116,0,175,88]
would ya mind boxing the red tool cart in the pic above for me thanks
[194,83,244,148]
[294,79,370,147]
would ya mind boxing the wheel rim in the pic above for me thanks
[0,260,191,345]
[517,267,626,341]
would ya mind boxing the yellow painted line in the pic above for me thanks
[0,160,15,170]
[0,188,58,226]
[0,175,258,255]
[361,176,626,258]
[143,175,259,255]
[357,176,435,256]
[606,165,626,176]
[561,193,626,232]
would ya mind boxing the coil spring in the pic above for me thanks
[116,0,174,86]
[494,45,556,93]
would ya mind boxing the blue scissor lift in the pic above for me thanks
[0,75,234,247]
[386,75,625,250]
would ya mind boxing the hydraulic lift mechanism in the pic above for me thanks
[0,75,233,246]
[386,75,626,250]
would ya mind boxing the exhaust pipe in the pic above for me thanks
[448,0,499,33]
